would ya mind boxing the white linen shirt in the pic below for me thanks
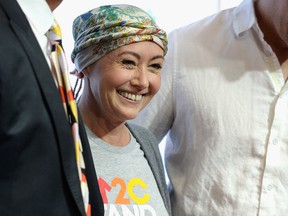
[132,0,288,215]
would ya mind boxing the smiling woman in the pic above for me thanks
[54,0,243,186]
[68,4,171,215]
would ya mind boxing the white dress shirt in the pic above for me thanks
[17,0,54,69]
[132,0,288,215]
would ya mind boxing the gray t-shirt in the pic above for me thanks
[86,127,169,216]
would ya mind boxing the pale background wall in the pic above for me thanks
[54,0,243,181]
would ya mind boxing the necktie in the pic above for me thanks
[46,19,91,216]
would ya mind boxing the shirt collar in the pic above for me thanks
[16,0,54,36]
[232,0,258,37]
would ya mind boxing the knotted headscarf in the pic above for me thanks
[71,4,168,73]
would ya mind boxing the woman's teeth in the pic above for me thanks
[118,91,143,101]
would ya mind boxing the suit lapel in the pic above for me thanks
[1,1,86,215]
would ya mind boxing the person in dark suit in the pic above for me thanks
[0,0,104,215]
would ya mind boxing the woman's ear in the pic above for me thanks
[70,68,84,79]
[82,67,92,79]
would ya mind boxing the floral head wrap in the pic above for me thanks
[71,4,168,72]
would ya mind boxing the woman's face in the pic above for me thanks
[85,41,164,123]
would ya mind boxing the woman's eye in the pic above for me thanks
[150,63,162,70]
[122,59,135,66]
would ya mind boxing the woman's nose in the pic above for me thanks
[130,68,149,89]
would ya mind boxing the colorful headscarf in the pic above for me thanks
[71,4,168,73]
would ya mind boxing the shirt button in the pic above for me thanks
[267,184,273,191]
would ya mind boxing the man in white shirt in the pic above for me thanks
[0,0,103,215]
[132,0,288,215]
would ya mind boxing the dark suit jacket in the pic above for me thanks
[0,0,104,215]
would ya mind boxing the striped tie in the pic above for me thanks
[46,18,91,216]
